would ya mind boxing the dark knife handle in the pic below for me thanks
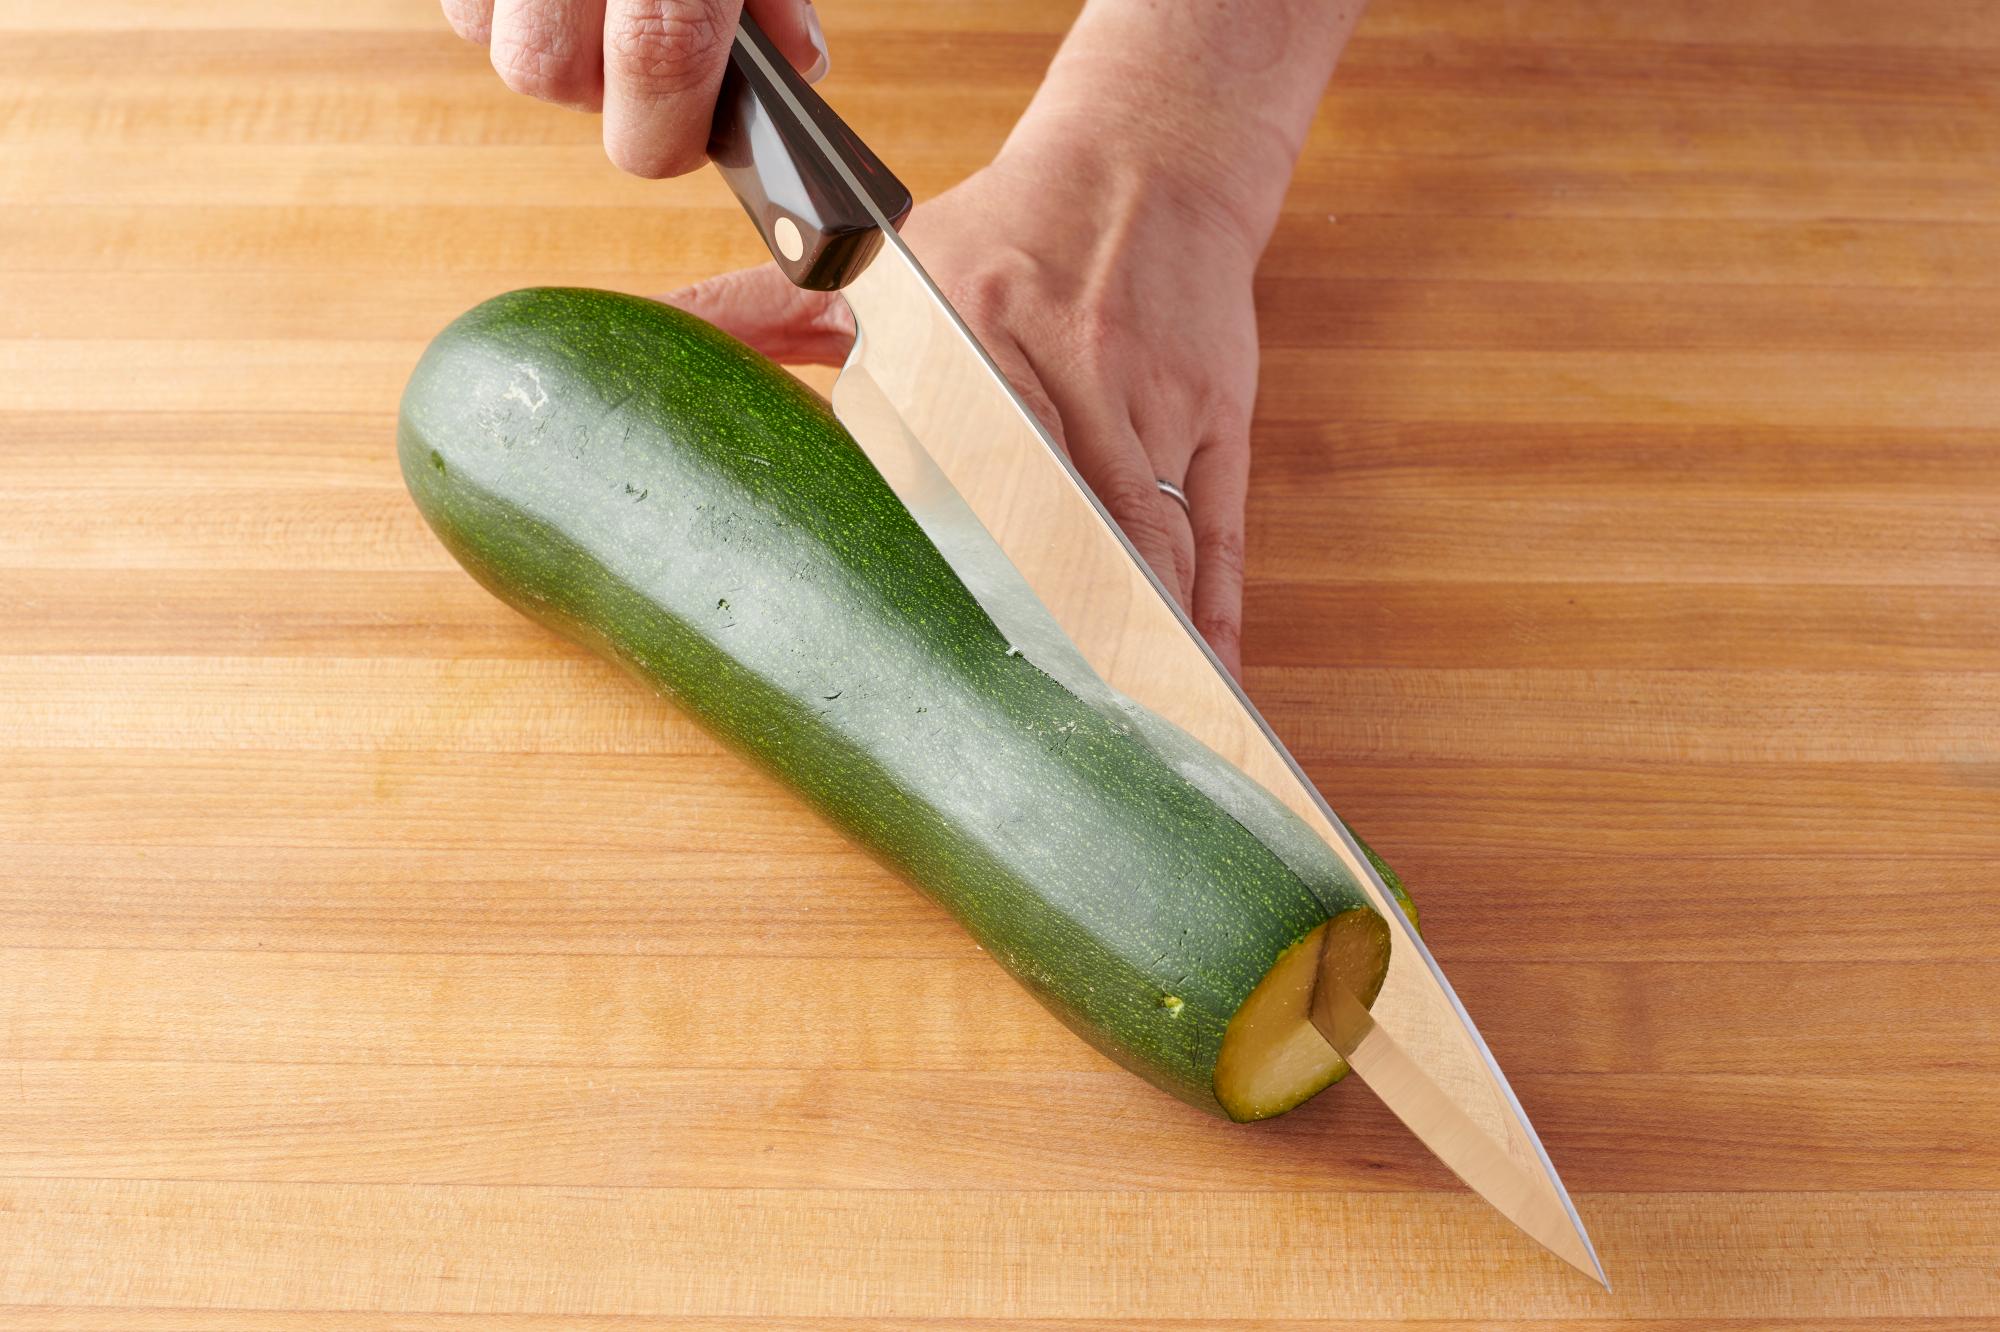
[707,14,912,291]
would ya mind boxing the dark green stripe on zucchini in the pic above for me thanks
[399,287,1414,1120]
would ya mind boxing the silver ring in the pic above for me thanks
[1156,479,1190,514]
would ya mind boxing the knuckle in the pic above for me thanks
[1130,530,1182,596]
[1171,541,1198,600]
[1099,475,1193,598]
[993,358,1063,446]
[950,263,1021,329]
[1198,524,1247,580]
[607,3,729,99]
[1019,387,1065,449]
[1203,391,1253,434]
[1218,397,1259,440]
[1094,467,1171,528]
[1201,603,1244,654]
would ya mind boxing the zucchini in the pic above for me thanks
[399,288,1415,1121]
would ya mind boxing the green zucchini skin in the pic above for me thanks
[399,288,1404,1119]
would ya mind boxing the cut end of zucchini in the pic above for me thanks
[1212,907,1392,1122]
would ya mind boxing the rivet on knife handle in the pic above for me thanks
[707,14,913,291]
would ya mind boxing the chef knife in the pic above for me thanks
[706,15,1607,1287]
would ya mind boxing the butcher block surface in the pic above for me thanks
[2,0,1998,1325]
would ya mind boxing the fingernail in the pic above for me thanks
[802,4,830,83]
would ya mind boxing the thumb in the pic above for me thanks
[661,263,854,366]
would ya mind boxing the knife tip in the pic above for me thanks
[1526,1191,1609,1290]
[1560,1220,1611,1291]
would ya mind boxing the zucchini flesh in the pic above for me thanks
[398,288,1416,1120]
[1214,908,1391,1120]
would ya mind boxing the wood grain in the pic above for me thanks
[2,0,1997,1325]
[1,1179,1996,1320]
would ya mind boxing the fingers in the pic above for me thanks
[598,0,825,176]
[454,0,828,176]
[745,0,828,83]
[1104,458,1197,615]
[1051,391,1196,608]
[441,0,495,42]
[601,0,740,177]
[1183,437,1251,678]
[662,263,853,364]
[490,0,604,110]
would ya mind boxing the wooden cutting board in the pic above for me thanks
[2,0,1996,1324]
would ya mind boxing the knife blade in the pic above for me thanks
[708,16,1606,1287]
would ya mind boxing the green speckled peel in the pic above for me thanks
[399,287,1414,1120]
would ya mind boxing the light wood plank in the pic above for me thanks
[0,1179,1993,1319]
[9,207,1995,291]
[27,568,2000,669]
[1251,497,2000,586]
[1336,34,2000,106]
[0,486,444,570]
[1365,0,2000,49]
[1,947,1991,1076]
[1257,422,2000,499]
[14,79,2000,170]
[1259,280,2000,353]
[0,568,554,656]
[8,750,2000,859]
[13,274,2000,351]
[1245,582,2000,671]
[1329,761,2000,859]
[7,843,1991,964]
[0,1318,1986,1332]
[1261,215,2000,286]
[6,654,1999,766]
[3,1061,1993,1193]
[1251,668,2000,764]
[0,843,955,958]
[6,341,2000,426]
[10,144,2000,222]
[1256,349,2000,429]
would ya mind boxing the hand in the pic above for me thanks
[666,141,1263,676]
[440,0,827,177]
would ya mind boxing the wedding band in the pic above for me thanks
[1156,479,1190,514]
